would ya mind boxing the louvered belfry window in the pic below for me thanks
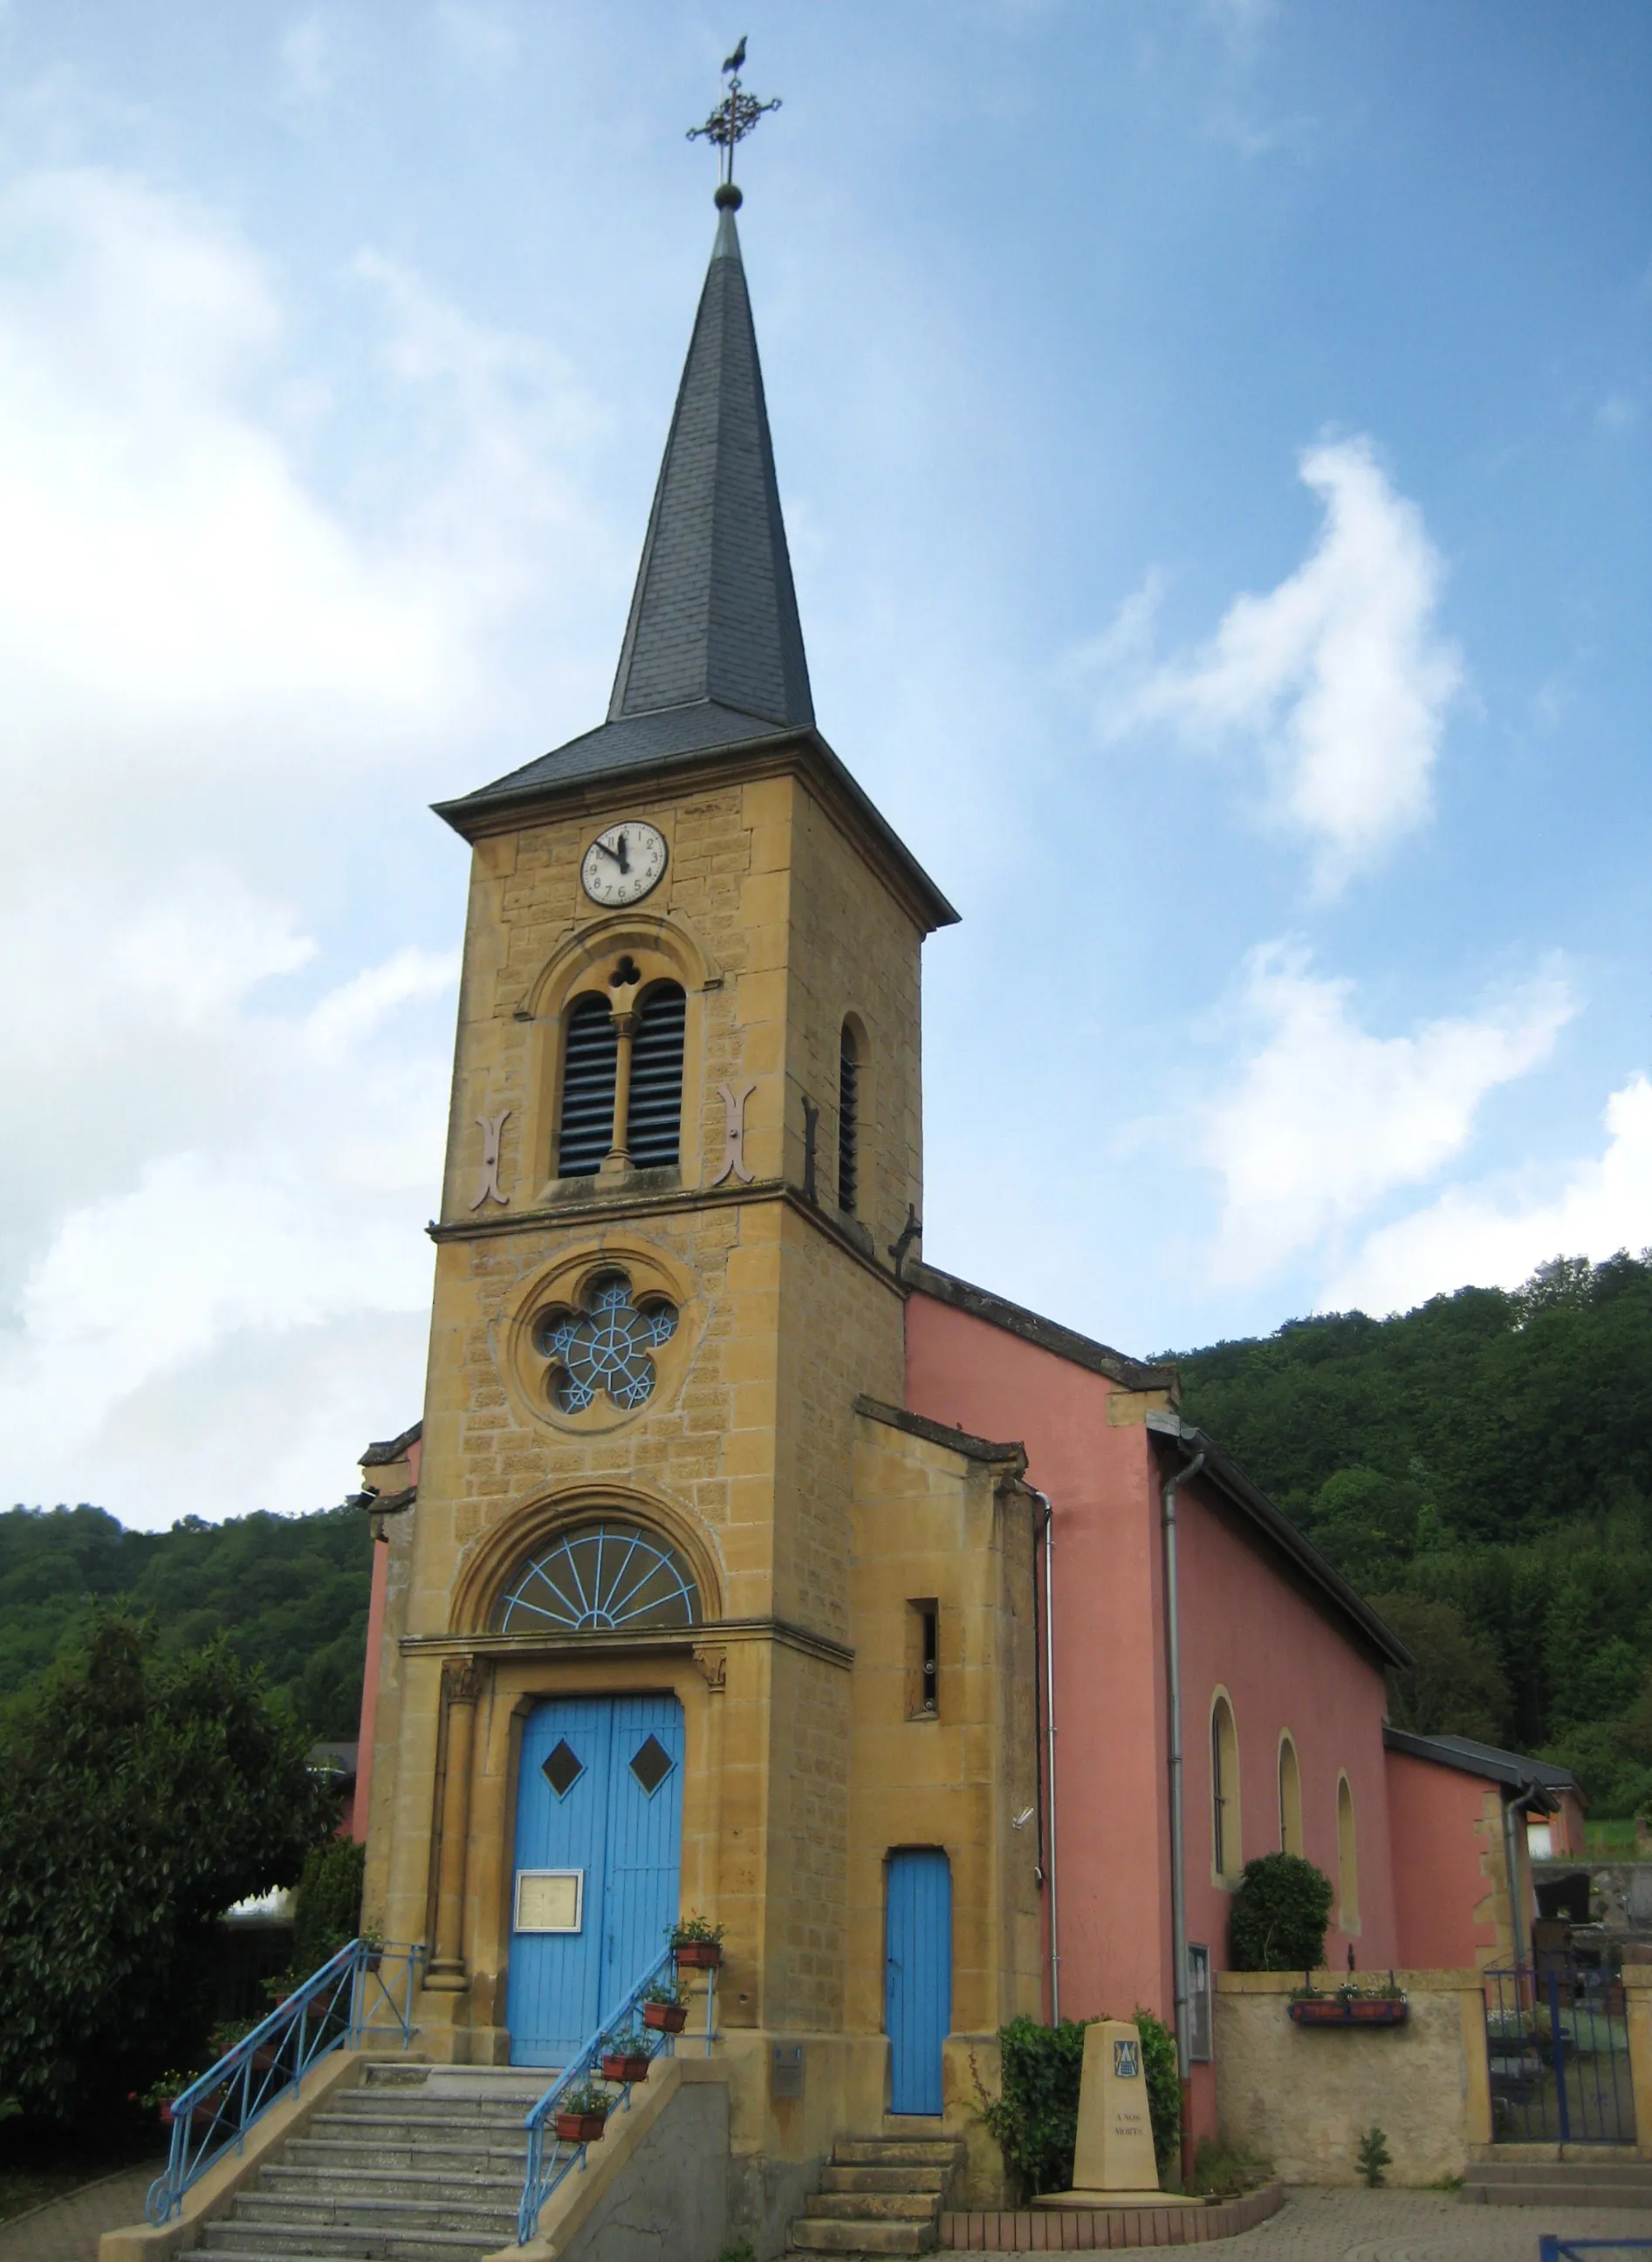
[838,1023,860,1213]
[627,984,686,1169]
[557,993,619,1176]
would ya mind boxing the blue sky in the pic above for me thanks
[0,2,1646,1526]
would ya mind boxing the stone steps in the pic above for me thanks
[785,2134,961,2262]
[821,2166,949,2194]
[1465,2157,1652,2208]
[189,2064,544,2262]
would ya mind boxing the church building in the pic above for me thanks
[353,179,1556,2235]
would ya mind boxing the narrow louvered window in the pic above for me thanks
[627,984,686,1169]
[557,993,618,1177]
[838,1023,859,1213]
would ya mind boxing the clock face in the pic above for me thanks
[580,820,668,908]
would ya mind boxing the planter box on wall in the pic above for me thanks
[1288,1997,1409,2027]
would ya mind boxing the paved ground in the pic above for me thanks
[0,2165,156,2262]
[950,2186,1652,2260]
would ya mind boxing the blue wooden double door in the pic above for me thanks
[504,1694,684,2066]
[885,1847,952,2115]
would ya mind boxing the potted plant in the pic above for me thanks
[552,2080,613,2143]
[600,2034,654,2084]
[670,1914,724,1971]
[141,2072,224,2128]
[641,1979,689,2035]
[1288,1973,1409,2027]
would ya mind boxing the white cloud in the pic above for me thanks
[0,921,456,1525]
[0,157,598,1526]
[1204,944,1573,1285]
[1324,1074,1652,1316]
[1112,437,1462,888]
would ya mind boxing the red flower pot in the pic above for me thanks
[642,2001,689,2034]
[600,2053,652,2084]
[161,2091,225,2128]
[673,1940,722,1969]
[1289,1997,1408,2027]
[553,2110,608,2143]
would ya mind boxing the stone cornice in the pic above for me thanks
[427,1176,904,1300]
[401,1614,854,1671]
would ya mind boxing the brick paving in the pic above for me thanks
[0,2165,156,2262]
[952,2185,1652,2260]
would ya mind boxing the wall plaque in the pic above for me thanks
[514,1869,583,1933]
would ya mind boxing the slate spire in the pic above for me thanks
[607,190,814,737]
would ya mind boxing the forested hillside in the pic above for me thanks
[0,1502,372,1737]
[1174,1252,1652,1814]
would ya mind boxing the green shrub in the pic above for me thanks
[1357,2125,1391,2187]
[979,2016,1091,2196]
[291,1837,367,1975]
[1229,1853,1334,1972]
[1188,2136,1272,2197]
[980,2013,1182,2195]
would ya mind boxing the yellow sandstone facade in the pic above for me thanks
[360,198,1042,2231]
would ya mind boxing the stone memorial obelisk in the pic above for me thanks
[1034,2020,1198,2213]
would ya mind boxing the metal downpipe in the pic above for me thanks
[1030,1489,1059,2024]
[1161,1446,1205,2117]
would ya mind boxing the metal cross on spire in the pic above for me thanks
[687,35,781,199]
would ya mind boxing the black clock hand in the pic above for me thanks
[614,831,629,875]
[594,836,623,866]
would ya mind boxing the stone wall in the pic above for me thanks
[559,2077,730,2262]
[1214,1971,1491,2185]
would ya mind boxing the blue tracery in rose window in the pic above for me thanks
[534,1272,677,1413]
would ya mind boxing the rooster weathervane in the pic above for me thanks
[688,35,781,198]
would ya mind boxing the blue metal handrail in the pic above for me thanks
[146,1937,423,2225]
[518,1946,718,2243]
[1539,2244,1652,2259]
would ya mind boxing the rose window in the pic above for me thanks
[533,1271,677,1414]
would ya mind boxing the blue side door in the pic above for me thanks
[505,1694,683,2066]
[886,1847,951,2115]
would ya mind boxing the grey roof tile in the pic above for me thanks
[443,205,812,819]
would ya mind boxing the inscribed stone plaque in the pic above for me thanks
[1071,2019,1160,2194]
[771,2041,804,2100]
[515,1870,583,1932]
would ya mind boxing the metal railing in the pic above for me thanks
[1484,1962,1635,2144]
[146,1938,423,2224]
[1539,2245,1652,2259]
[518,1948,718,2244]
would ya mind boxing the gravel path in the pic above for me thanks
[0,2165,158,2262]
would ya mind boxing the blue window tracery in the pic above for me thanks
[497,1521,699,1634]
[534,1270,677,1414]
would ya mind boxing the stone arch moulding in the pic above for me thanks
[449,1477,727,1641]
[522,908,721,1203]
[490,1233,704,1439]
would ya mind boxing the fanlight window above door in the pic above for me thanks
[497,1522,699,1635]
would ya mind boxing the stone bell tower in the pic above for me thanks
[361,179,1036,2232]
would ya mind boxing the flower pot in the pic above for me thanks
[642,2001,689,2034]
[1289,1997,1407,2027]
[600,2053,652,2084]
[672,1940,722,1969]
[162,2091,225,2128]
[553,2109,608,2143]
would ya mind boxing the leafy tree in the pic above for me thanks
[1175,1254,1652,1813]
[1228,1854,1334,1973]
[1367,1593,1511,1742]
[0,1614,335,2127]
[0,1501,372,1735]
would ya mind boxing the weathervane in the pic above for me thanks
[687,35,780,201]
